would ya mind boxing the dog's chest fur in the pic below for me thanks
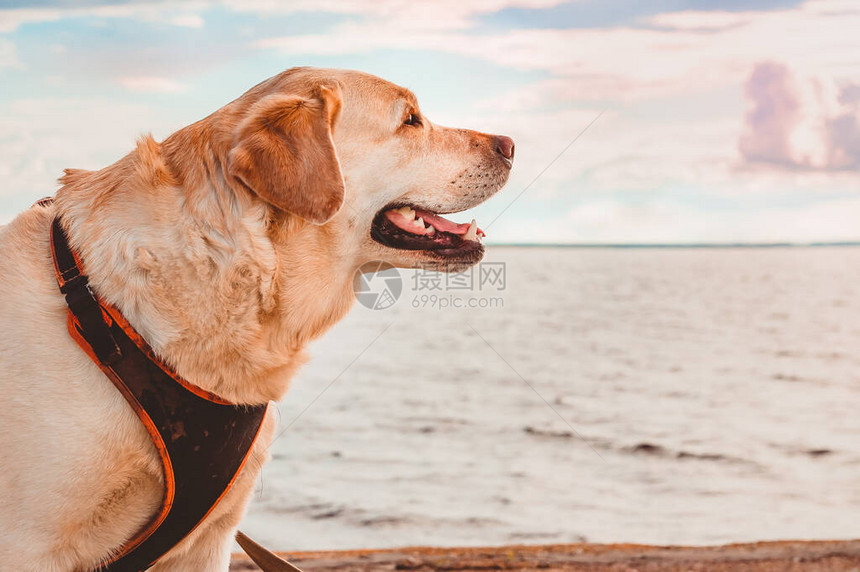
[0,207,281,570]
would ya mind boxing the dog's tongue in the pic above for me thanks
[414,209,477,235]
[384,206,485,238]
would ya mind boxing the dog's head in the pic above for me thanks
[222,67,514,272]
[49,67,515,400]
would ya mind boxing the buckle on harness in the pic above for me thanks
[60,272,122,365]
[59,265,81,289]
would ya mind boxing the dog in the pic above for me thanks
[0,67,514,571]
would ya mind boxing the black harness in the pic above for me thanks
[50,214,268,571]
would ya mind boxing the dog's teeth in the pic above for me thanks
[463,219,478,241]
[398,206,415,219]
[414,217,425,228]
[426,224,436,235]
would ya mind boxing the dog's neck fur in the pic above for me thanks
[53,121,356,405]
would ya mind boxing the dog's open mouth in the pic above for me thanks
[371,205,485,259]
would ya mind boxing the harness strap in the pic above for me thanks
[51,217,122,365]
[49,215,268,572]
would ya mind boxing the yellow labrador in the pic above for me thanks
[0,67,513,571]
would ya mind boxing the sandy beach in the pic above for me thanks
[230,540,860,571]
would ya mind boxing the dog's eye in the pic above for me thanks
[403,113,421,127]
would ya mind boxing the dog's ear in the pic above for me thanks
[227,84,344,224]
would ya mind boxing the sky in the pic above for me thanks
[1,0,859,244]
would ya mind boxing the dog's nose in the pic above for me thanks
[494,135,515,161]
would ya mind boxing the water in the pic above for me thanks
[242,247,860,550]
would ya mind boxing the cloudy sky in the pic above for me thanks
[1,0,859,243]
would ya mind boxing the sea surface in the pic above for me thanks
[243,247,860,550]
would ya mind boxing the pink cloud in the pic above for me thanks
[739,62,802,167]
[740,63,860,171]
